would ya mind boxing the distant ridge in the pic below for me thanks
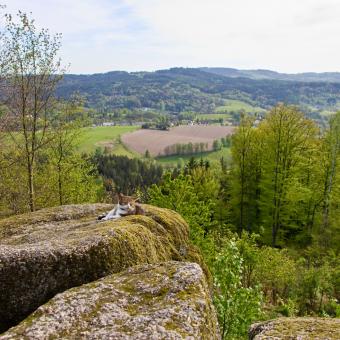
[200,67,340,83]
[57,67,340,116]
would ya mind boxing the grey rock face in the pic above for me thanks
[1,261,220,340]
[0,204,194,332]
[249,317,340,339]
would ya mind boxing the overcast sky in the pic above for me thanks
[2,0,340,74]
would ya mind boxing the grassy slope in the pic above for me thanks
[215,99,265,113]
[111,139,141,158]
[77,126,139,156]
[198,113,231,120]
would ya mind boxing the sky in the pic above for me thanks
[2,0,340,74]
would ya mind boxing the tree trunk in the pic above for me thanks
[27,160,35,212]
[272,225,277,248]
[58,162,63,206]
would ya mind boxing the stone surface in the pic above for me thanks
[249,317,340,339]
[0,204,200,332]
[1,261,220,340]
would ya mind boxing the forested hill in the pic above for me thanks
[201,67,340,82]
[57,67,340,115]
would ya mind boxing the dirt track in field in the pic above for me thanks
[121,125,234,156]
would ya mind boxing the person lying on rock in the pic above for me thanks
[98,193,145,220]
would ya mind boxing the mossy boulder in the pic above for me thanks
[249,317,340,339]
[0,204,201,332]
[1,261,220,339]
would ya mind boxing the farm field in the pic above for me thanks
[77,126,139,156]
[215,99,265,113]
[121,125,234,156]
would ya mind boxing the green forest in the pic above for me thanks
[57,67,340,123]
[0,9,339,340]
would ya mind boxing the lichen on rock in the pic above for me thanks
[0,203,199,332]
[249,317,340,339]
[0,261,220,340]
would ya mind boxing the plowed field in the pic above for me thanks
[121,125,234,156]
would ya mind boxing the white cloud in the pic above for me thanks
[1,0,340,73]
[2,0,124,33]
[124,0,340,72]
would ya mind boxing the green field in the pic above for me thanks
[156,147,231,167]
[198,113,231,120]
[77,126,139,156]
[215,99,265,113]
[320,110,337,116]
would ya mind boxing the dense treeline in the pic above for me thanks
[93,152,163,196]
[163,142,209,156]
[147,104,340,339]
[57,68,340,117]
[230,105,340,248]
[162,136,231,156]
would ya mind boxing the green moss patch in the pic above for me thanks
[1,262,219,339]
[0,204,198,333]
[249,317,340,339]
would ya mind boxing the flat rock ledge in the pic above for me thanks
[0,204,203,332]
[1,261,220,340]
[249,317,340,339]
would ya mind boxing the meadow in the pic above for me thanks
[215,99,265,113]
[76,126,139,156]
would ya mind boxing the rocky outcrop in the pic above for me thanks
[249,317,340,339]
[1,261,220,339]
[0,204,203,332]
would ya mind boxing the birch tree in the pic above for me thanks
[0,11,64,211]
